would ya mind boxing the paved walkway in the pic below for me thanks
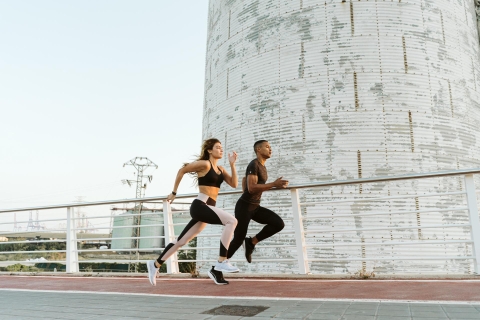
[1,276,480,319]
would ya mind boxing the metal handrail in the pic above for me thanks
[1,168,479,213]
[1,168,480,275]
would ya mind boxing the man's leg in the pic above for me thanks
[245,206,285,263]
[226,200,253,259]
[251,206,285,241]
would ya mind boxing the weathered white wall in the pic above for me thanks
[198,0,480,275]
[476,1,480,42]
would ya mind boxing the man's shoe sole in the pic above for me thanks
[208,270,228,285]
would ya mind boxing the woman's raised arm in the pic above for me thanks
[221,151,238,188]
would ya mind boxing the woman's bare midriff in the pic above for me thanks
[198,185,220,201]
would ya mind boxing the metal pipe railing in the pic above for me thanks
[0,168,479,275]
[2,168,479,213]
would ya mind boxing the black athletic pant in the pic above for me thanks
[226,199,285,259]
[156,196,236,265]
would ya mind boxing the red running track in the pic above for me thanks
[1,276,480,302]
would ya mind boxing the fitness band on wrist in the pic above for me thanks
[171,191,177,195]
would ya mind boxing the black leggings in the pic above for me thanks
[156,195,237,264]
[227,199,285,259]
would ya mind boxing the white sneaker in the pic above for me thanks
[147,260,159,286]
[214,259,240,273]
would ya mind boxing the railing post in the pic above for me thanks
[464,174,480,274]
[291,188,310,274]
[162,200,179,274]
[66,207,79,273]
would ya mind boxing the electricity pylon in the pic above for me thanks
[122,157,158,271]
[123,157,157,199]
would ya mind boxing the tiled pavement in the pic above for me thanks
[1,290,480,320]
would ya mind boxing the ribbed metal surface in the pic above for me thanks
[138,214,164,250]
[111,214,134,250]
[200,0,480,274]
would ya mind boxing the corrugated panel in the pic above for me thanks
[138,214,163,250]
[111,214,134,250]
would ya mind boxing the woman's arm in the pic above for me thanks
[167,161,208,203]
[220,151,238,188]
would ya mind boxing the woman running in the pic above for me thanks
[147,138,239,285]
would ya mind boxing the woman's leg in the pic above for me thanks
[190,197,238,258]
[189,196,239,273]
[156,219,197,266]
[156,220,207,265]
[206,205,238,258]
[147,219,206,286]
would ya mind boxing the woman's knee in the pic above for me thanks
[225,216,237,227]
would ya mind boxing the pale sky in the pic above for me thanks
[0,1,215,213]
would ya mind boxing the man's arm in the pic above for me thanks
[246,175,288,193]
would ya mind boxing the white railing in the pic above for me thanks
[1,168,480,275]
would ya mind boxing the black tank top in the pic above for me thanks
[198,160,224,188]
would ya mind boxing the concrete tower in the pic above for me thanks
[201,0,480,274]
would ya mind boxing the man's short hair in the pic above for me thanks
[253,140,268,154]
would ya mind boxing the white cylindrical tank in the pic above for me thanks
[139,213,164,250]
[201,0,480,274]
[111,213,134,250]
[172,212,192,237]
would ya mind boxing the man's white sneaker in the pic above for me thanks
[146,260,159,286]
[214,259,240,273]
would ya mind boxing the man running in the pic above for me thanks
[226,140,288,264]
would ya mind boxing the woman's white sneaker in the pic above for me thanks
[147,260,159,286]
[214,259,240,273]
